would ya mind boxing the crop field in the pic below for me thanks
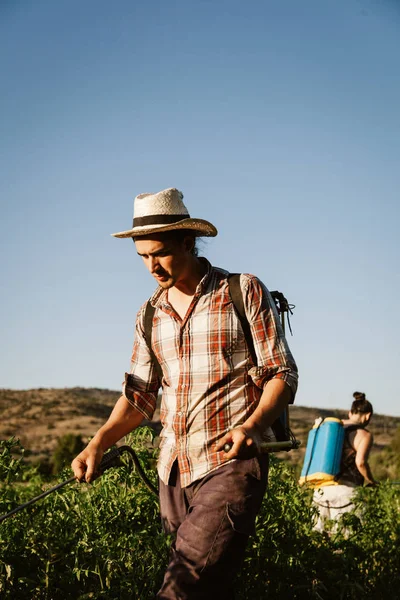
[1,428,399,600]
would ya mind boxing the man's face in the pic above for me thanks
[135,233,193,289]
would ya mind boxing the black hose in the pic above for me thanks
[0,444,158,524]
[0,477,76,523]
[117,445,158,497]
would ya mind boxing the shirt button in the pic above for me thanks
[177,411,183,417]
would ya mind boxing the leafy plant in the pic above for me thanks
[370,426,400,480]
[51,434,85,474]
[0,435,399,599]
[0,438,24,484]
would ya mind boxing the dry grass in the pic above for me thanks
[0,388,398,468]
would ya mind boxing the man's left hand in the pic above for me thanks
[215,426,263,460]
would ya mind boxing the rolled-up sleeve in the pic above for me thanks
[122,304,161,420]
[243,275,298,401]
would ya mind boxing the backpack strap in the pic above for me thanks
[144,301,163,381]
[227,273,257,366]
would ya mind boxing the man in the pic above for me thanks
[313,392,377,533]
[72,187,298,599]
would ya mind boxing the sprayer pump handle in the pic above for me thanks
[98,446,123,473]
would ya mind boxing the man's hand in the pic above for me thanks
[215,425,263,460]
[71,443,104,484]
[215,379,292,460]
[71,395,145,483]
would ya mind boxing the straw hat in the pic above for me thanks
[112,187,218,238]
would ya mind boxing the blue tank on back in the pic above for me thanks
[299,417,345,487]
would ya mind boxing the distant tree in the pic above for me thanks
[51,434,85,474]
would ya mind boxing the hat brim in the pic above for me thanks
[111,218,218,238]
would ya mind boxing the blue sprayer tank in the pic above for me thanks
[299,417,345,487]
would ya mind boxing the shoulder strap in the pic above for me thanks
[227,273,257,365]
[144,301,163,380]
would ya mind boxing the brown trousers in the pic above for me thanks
[156,456,269,600]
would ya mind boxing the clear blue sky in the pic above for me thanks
[1,0,399,416]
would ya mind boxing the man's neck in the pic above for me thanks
[171,257,207,297]
[167,258,207,319]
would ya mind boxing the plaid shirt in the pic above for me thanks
[123,260,298,487]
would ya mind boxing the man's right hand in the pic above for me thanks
[70,394,145,483]
[71,444,104,483]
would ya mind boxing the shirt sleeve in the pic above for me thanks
[242,274,298,401]
[122,302,161,420]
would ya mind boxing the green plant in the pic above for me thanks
[0,438,24,484]
[0,435,399,599]
[370,426,400,481]
[235,458,400,599]
[51,434,85,475]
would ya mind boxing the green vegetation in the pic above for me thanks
[51,434,85,475]
[0,431,399,599]
[370,426,400,481]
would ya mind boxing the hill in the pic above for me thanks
[0,387,399,471]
